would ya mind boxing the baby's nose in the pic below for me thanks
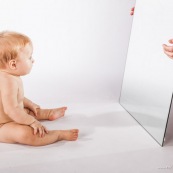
[32,59,35,63]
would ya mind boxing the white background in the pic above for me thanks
[1,1,173,173]
[0,0,134,107]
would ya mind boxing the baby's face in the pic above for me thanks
[16,43,34,75]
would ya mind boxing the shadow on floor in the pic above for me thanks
[43,110,139,142]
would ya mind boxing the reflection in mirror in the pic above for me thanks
[120,0,173,146]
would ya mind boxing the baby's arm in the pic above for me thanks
[1,79,35,125]
[23,97,40,116]
[1,78,47,137]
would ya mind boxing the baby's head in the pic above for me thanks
[0,31,34,75]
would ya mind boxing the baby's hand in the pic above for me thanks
[29,120,48,137]
[130,7,135,15]
[163,39,173,59]
[30,103,40,117]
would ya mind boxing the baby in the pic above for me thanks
[0,31,79,146]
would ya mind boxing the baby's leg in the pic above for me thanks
[0,122,79,146]
[25,107,67,121]
[38,107,67,121]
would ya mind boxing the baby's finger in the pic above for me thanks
[38,127,43,137]
[32,108,36,116]
[43,126,49,134]
[33,108,39,117]
[33,127,38,135]
[163,44,173,52]
[41,127,45,137]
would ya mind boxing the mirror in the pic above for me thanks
[120,0,173,146]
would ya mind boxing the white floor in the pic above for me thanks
[0,102,173,173]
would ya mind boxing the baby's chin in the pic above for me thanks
[22,71,32,76]
[18,69,32,76]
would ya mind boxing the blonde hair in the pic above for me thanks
[0,31,32,68]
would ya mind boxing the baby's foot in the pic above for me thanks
[48,107,67,121]
[59,129,79,141]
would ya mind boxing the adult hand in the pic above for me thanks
[130,7,135,15]
[163,39,173,59]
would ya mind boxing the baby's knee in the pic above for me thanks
[17,127,37,145]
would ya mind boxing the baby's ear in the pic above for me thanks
[9,60,17,70]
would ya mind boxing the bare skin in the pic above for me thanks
[24,107,67,121]
[0,41,79,146]
[163,40,173,59]
[48,107,67,121]
[0,122,79,146]
[130,7,135,15]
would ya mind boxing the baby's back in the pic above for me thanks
[0,72,16,124]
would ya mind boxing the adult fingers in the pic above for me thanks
[163,50,173,59]
[130,7,135,15]
[163,44,173,52]
[131,7,135,11]
[169,39,173,44]
[130,11,134,15]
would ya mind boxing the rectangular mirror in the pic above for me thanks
[120,0,173,146]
